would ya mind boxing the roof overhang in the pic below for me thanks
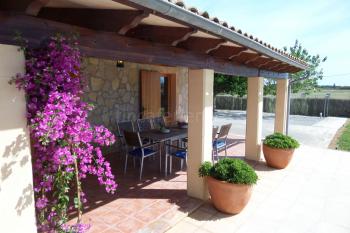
[0,0,308,77]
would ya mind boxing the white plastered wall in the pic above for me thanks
[0,44,37,233]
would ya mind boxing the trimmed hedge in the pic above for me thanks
[199,158,258,185]
[264,133,300,149]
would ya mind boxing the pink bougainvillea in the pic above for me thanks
[13,35,117,232]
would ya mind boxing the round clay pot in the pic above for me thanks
[207,176,253,214]
[262,144,295,169]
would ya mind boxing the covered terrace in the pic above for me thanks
[0,0,308,232]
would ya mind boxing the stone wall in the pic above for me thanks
[82,57,189,150]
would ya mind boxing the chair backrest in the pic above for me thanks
[137,118,153,132]
[218,123,232,139]
[212,126,219,141]
[152,116,166,129]
[123,131,142,147]
[117,121,134,137]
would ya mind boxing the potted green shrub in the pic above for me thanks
[199,158,258,214]
[263,132,300,169]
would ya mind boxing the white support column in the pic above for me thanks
[187,69,214,200]
[245,77,264,161]
[0,45,37,232]
[274,79,289,134]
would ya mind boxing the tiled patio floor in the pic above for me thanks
[166,145,350,233]
[68,135,245,233]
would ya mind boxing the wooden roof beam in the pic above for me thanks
[247,57,272,67]
[258,60,280,69]
[172,28,197,46]
[37,8,149,33]
[26,0,49,16]
[258,60,276,69]
[275,65,293,72]
[178,37,226,54]
[118,11,149,35]
[0,12,287,79]
[206,40,227,54]
[244,54,262,65]
[229,49,249,60]
[126,25,197,46]
[209,46,246,60]
[266,62,286,71]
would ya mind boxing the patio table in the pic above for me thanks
[140,127,188,176]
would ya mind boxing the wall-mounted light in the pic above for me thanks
[116,60,124,68]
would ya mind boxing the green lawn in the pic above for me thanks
[337,120,350,151]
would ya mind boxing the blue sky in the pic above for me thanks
[184,0,350,86]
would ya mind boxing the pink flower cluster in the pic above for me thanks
[14,36,117,232]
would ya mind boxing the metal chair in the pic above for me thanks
[116,121,135,148]
[213,123,232,159]
[152,116,166,129]
[166,141,187,174]
[212,126,219,162]
[136,118,153,132]
[123,131,159,180]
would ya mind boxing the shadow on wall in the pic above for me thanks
[0,131,33,215]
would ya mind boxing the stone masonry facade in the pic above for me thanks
[82,57,189,151]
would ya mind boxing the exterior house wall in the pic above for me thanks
[0,44,37,233]
[82,57,189,150]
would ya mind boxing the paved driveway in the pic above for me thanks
[213,110,348,148]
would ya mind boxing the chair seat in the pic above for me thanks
[213,140,226,149]
[171,149,187,159]
[129,148,156,157]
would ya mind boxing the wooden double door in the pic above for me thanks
[140,70,176,123]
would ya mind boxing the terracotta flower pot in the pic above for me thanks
[262,144,295,169]
[207,176,253,214]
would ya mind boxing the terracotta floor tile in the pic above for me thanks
[115,217,145,233]
[67,135,244,233]
[101,227,123,233]
[99,211,127,226]
[133,207,164,223]
[88,222,109,233]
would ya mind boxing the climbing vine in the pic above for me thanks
[12,35,117,232]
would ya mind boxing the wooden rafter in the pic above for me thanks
[126,25,196,45]
[172,28,197,46]
[244,54,262,65]
[231,52,260,64]
[210,46,247,59]
[118,11,149,35]
[37,8,149,33]
[275,64,292,72]
[258,60,276,69]
[206,40,227,54]
[26,0,49,16]
[178,37,226,54]
[247,57,271,67]
[265,62,285,70]
[229,49,249,60]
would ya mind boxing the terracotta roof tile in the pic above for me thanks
[201,11,210,18]
[188,7,198,14]
[167,0,307,66]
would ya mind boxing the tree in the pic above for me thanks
[214,74,247,97]
[214,40,327,96]
[265,40,327,95]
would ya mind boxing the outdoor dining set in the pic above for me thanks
[116,117,232,180]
